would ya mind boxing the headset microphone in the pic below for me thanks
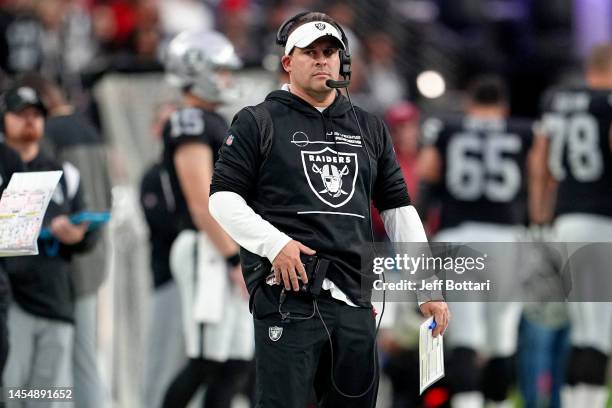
[325,79,350,89]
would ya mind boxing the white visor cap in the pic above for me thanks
[284,21,346,56]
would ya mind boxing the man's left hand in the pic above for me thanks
[419,301,450,337]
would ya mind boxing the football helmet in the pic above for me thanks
[165,30,242,103]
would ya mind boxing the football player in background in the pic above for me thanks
[159,31,253,408]
[532,43,612,408]
[418,75,536,408]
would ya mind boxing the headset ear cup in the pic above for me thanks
[332,21,351,79]
[339,50,352,79]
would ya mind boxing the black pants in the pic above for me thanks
[162,358,251,408]
[252,285,379,408]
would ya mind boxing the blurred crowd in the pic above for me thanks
[0,0,577,116]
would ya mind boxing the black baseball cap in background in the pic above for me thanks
[2,86,47,116]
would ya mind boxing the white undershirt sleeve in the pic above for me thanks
[380,205,441,306]
[379,205,428,242]
[209,191,291,263]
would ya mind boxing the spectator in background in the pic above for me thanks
[218,0,261,66]
[87,0,162,76]
[371,101,421,240]
[108,24,163,72]
[1,84,97,404]
[256,2,303,70]
[385,101,421,197]
[343,52,377,112]
[92,0,139,49]
[324,0,361,58]
[36,0,73,78]
[0,0,44,75]
[25,74,113,408]
[88,0,162,74]
[90,3,120,55]
[363,31,406,114]
[325,0,357,29]
[55,0,97,83]
[139,101,186,408]
[0,0,96,94]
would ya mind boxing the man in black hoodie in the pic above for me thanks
[1,84,96,398]
[210,11,449,408]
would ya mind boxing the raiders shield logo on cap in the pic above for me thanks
[315,22,326,31]
[269,326,283,342]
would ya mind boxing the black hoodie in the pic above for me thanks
[211,90,410,307]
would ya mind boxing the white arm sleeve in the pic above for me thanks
[380,205,427,242]
[209,191,291,263]
[380,205,437,306]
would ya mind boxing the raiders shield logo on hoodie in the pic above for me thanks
[301,147,358,208]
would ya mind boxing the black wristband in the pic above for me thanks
[226,253,241,267]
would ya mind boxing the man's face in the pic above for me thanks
[4,106,45,143]
[282,37,341,94]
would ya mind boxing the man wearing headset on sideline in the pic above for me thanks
[209,11,450,408]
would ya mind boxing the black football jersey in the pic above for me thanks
[540,87,612,218]
[162,106,228,231]
[422,114,533,230]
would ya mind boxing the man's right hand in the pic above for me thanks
[272,240,316,291]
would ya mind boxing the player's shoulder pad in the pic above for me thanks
[587,88,612,114]
[540,86,591,113]
[166,106,206,139]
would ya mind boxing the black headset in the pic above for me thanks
[275,11,352,80]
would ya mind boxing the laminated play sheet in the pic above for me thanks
[0,171,62,257]
[419,316,445,395]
